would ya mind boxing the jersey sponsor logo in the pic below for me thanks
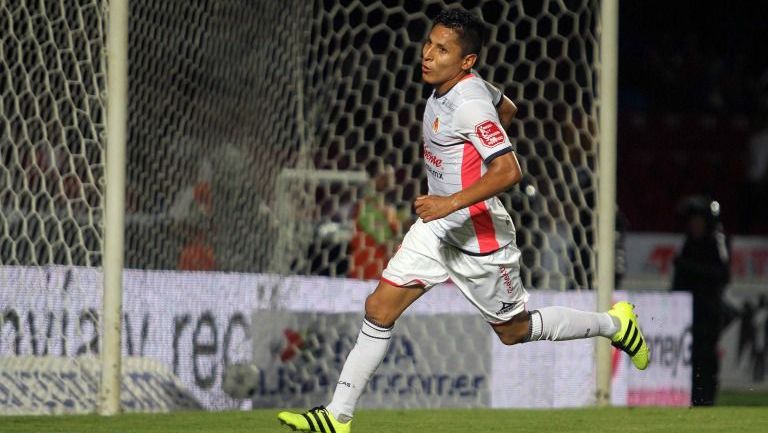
[432,116,440,133]
[475,120,505,148]
[423,147,443,168]
[426,165,443,179]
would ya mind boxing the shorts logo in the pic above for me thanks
[496,301,517,315]
[499,265,514,294]
[475,120,505,147]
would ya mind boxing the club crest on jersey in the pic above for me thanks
[432,117,440,133]
[475,120,504,147]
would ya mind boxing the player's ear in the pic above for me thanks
[462,53,477,72]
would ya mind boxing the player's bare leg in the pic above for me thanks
[490,310,530,345]
[278,280,425,431]
[362,279,426,326]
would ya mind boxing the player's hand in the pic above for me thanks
[414,195,458,222]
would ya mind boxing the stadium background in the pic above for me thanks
[1,0,767,421]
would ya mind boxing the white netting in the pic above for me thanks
[123,0,310,273]
[1,0,106,267]
[122,0,600,288]
[1,0,106,370]
[1,0,600,282]
[1,0,602,410]
[295,0,601,288]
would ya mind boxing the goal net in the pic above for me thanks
[295,0,601,288]
[1,0,602,411]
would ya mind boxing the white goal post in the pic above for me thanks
[101,0,128,416]
[596,0,620,407]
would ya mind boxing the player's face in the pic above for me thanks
[421,24,476,94]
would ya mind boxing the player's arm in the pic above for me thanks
[415,152,521,222]
[496,96,517,131]
[415,99,522,222]
[483,78,517,130]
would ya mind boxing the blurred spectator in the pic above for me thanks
[211,141,276,272]
[347,166,406,280]
[737,299,755,364]
[178,237,216,271]
[753,295,768,382]
[671,195,731,406]
[171,159,216,271]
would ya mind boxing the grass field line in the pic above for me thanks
[3,407,768,433]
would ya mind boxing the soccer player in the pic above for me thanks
[279,8,649,432]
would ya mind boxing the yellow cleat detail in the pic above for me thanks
[608,301,650,370]
[278,406,351,433]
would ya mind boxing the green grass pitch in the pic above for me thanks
[3,407,767,433]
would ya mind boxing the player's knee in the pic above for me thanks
[492,312,530,346]
[496,329,527,346]
[364,294,396,328]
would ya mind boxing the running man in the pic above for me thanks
[279,8,649,432]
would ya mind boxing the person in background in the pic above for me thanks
[171,158,216,271]
[347,165,407,280]
[672,195,731,406]
[753,295,768,382]
[737,299,755,365]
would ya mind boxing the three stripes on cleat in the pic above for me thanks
[300,410,337,433]
[611,312,644,357]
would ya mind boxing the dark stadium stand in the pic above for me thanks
[618,113,756,234]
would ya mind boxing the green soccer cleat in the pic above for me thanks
[608,301,650,370]
[278,406,351,433]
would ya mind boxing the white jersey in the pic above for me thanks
[422,73,516,255]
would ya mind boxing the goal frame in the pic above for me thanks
[96,0,620,412]
[100,0,128,416]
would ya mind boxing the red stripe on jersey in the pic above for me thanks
[461,142,499,253]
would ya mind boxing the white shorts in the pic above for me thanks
[381,219,529,324]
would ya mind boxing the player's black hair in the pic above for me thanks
[433,8,486,56]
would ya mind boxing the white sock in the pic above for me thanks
[527,306,619,341]
[326,319,392,423]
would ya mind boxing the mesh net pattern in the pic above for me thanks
[124,0,310,272]
[1,0,600,284]
[1,0,602,412]
[299,0,601,289]
[1,0,601,354]
[122,0,600,289]
[1,0,106,267]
